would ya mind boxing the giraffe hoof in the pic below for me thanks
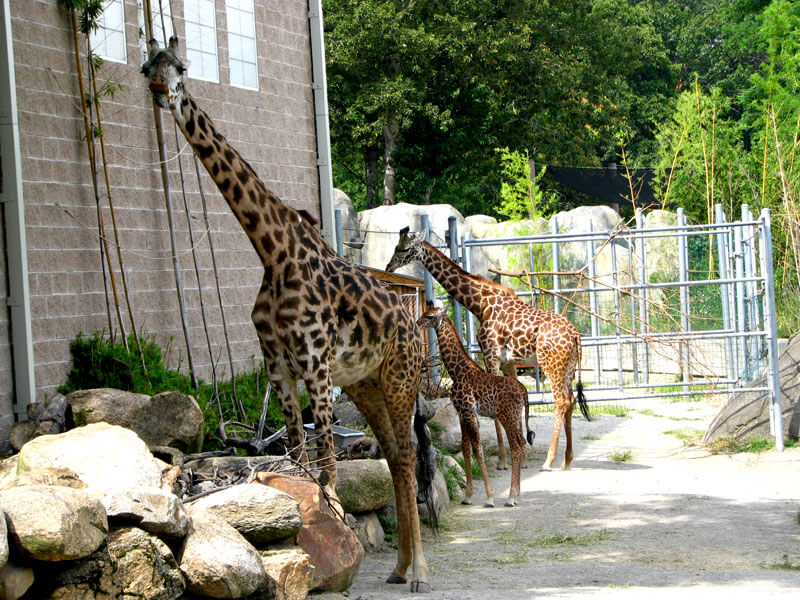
[483,501,495,508]
[540,465,552,472]
[386,574,406,584]
[461,499,472,505]
[504,500,518,507]
[410,580,431,593]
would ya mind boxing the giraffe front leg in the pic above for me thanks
[461,428,474,505]
[304,374,337,489]
[271,377,308,466]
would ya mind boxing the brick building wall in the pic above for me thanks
[5,0,321,438]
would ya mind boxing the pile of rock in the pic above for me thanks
[0,389,463,599]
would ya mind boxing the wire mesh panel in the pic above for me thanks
[443,206,780,420]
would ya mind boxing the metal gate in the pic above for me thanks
[434,205,783,450]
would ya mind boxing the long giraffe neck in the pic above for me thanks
[435,315,480,379]
[167,88,316,264]
[419,242,498,317]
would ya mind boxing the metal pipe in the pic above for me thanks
[0,0,35,422]
[447,217,463,341]
[421,214,439,381]
[677,208,690,388]
[551,217,561,313]
[758,208,783,451]
[308,0,336,248]
[715,204,735,395]
[334,208,344,256]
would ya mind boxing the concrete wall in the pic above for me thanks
[5,0,320,424]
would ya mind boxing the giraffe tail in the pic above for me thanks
[414,396,439,531]
[575,332,590,421]
[524,392,534,445]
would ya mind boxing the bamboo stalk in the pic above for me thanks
[68,6,124,344]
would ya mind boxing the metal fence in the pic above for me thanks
[437,206,782,450]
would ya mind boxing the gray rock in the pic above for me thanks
[12,466,87,489]
[105,487,190,539]
[350,512,388,552]
[429,400,499,454]
[16,423,163,507]
[8,422,35,453]
[439,454,466,504]
[106,527,185,600]
[0,485,107,561]
[0,562,34,600]
[190,484,302,545]
[68,388,204,453]
[0,456,17,492]
[180,505,267,598]
[25,527,184,600]
[705,333,800,443]
[332,400,367,429]
[335,459,394,514]
[260,546,321,600]
[0,509,6,569]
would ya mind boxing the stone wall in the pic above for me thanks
[5,1,320,431]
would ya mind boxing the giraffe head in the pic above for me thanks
[416,304,447,331]
[386,226,426,272]
[141,37,187,109]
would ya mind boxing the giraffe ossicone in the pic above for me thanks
[142,38,432,592]
[389,228,589,472]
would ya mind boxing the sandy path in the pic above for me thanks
[317,400,800,599]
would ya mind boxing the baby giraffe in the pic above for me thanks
[419,305,533,507]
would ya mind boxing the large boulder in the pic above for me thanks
[15,423,163,507]
[23,527,184,600]
[67,388,204,453]
[190,483,302,545]
[334,459,394,514]
[105,487,190,539]
[256,472,364,592]
[0,485,107,561]
[260,546,322,600]
[179,505,266,599]
[350,512,388,552]
[358,202,468,278]
[704,333,800,443]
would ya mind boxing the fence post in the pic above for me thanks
[742,204,761,364]
[551,217,561,314]
[677,208,691,388]
[420,214,439,381]
[334,208,344,257]
[733,219,747,377]
[715,204,735,392]
[635,208,650,387]
[758,208,783,451]
[588,221,602,386]
[463,231,478,360]
[448,216,464,342]
[611,238,624,388]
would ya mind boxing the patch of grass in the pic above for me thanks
[497,529,610,549]
[377,513,398,548]
[490,551,529,565]
[708,435,778,454]
[637,408,660,417]
[592,405,630,418]
[664,428,704,446]
[582,435,601,441]
[456,452,491,479]
[428,421,444,433]
[766,556,800,572]
[526,530,610,548]
[441,462,466,502]
[609,449,634,462]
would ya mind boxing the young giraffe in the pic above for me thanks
[418,305,532,507]
[142,38,431,592]
[388,227,589,472]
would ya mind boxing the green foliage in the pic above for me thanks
[495,148,556,221]
[58,333,292,450]
[609,449,634,462]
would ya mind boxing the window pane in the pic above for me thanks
[90,0,127,64]
[226,0,258,89]
[184,0,219,82]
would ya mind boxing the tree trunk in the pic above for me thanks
[382,115,399,205]
[365,146,379,208]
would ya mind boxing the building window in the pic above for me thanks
[184,0,219,82]
[225,0,258,89]
[90,0,127,64]
[137,0,174,62]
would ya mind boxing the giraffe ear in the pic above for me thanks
[168,36,180,51]
[399,226,410,237]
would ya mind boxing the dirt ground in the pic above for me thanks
[316,398,800,599]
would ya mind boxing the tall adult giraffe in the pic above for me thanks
[387,227,589,471]
[142,38,431,592]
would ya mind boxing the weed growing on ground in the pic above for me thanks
[664,428,704,446]
[592,405,630,418]
[609,449,634,462]
[706,435,794,454]
[496,529,610,548]
[766,556,800,571]
[582,435,601,441]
